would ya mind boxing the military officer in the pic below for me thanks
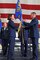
[7,14,16,60]
[23,12,39,60]
[1,22,9,55]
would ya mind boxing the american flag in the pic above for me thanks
[0,0,40,28]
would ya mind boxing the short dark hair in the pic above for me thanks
[31,12,36,14]
[8,14,13,20]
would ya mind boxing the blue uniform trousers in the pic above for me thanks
[7,36,15,60]
[2,39,8,55]
[31,37,38,60]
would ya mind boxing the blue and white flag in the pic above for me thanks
[15,0,22,20]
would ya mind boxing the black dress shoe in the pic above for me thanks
[30,58,35,60]
[30,58,33,60]
[24,54,27,57]
[11,58,14,60]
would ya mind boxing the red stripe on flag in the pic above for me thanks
[21,4,40,10]
[1,14,40,20]
[0,3,16,8]
[22,15,40,20]
[0,3,40,10]
[38,25,40,28]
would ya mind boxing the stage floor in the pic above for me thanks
[0,37,40,60]
[0,50,40,60]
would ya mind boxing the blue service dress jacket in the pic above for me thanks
[8,20,16,38]
[23,18,39,38]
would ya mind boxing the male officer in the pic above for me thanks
[1,22,9,55]
[23,12,39,60]
[7,14,16,60]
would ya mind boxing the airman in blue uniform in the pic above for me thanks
[23,12,39,60]
[7,14,16,60]
[1,23,9,55]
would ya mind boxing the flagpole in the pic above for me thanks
[15,0,24,44]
